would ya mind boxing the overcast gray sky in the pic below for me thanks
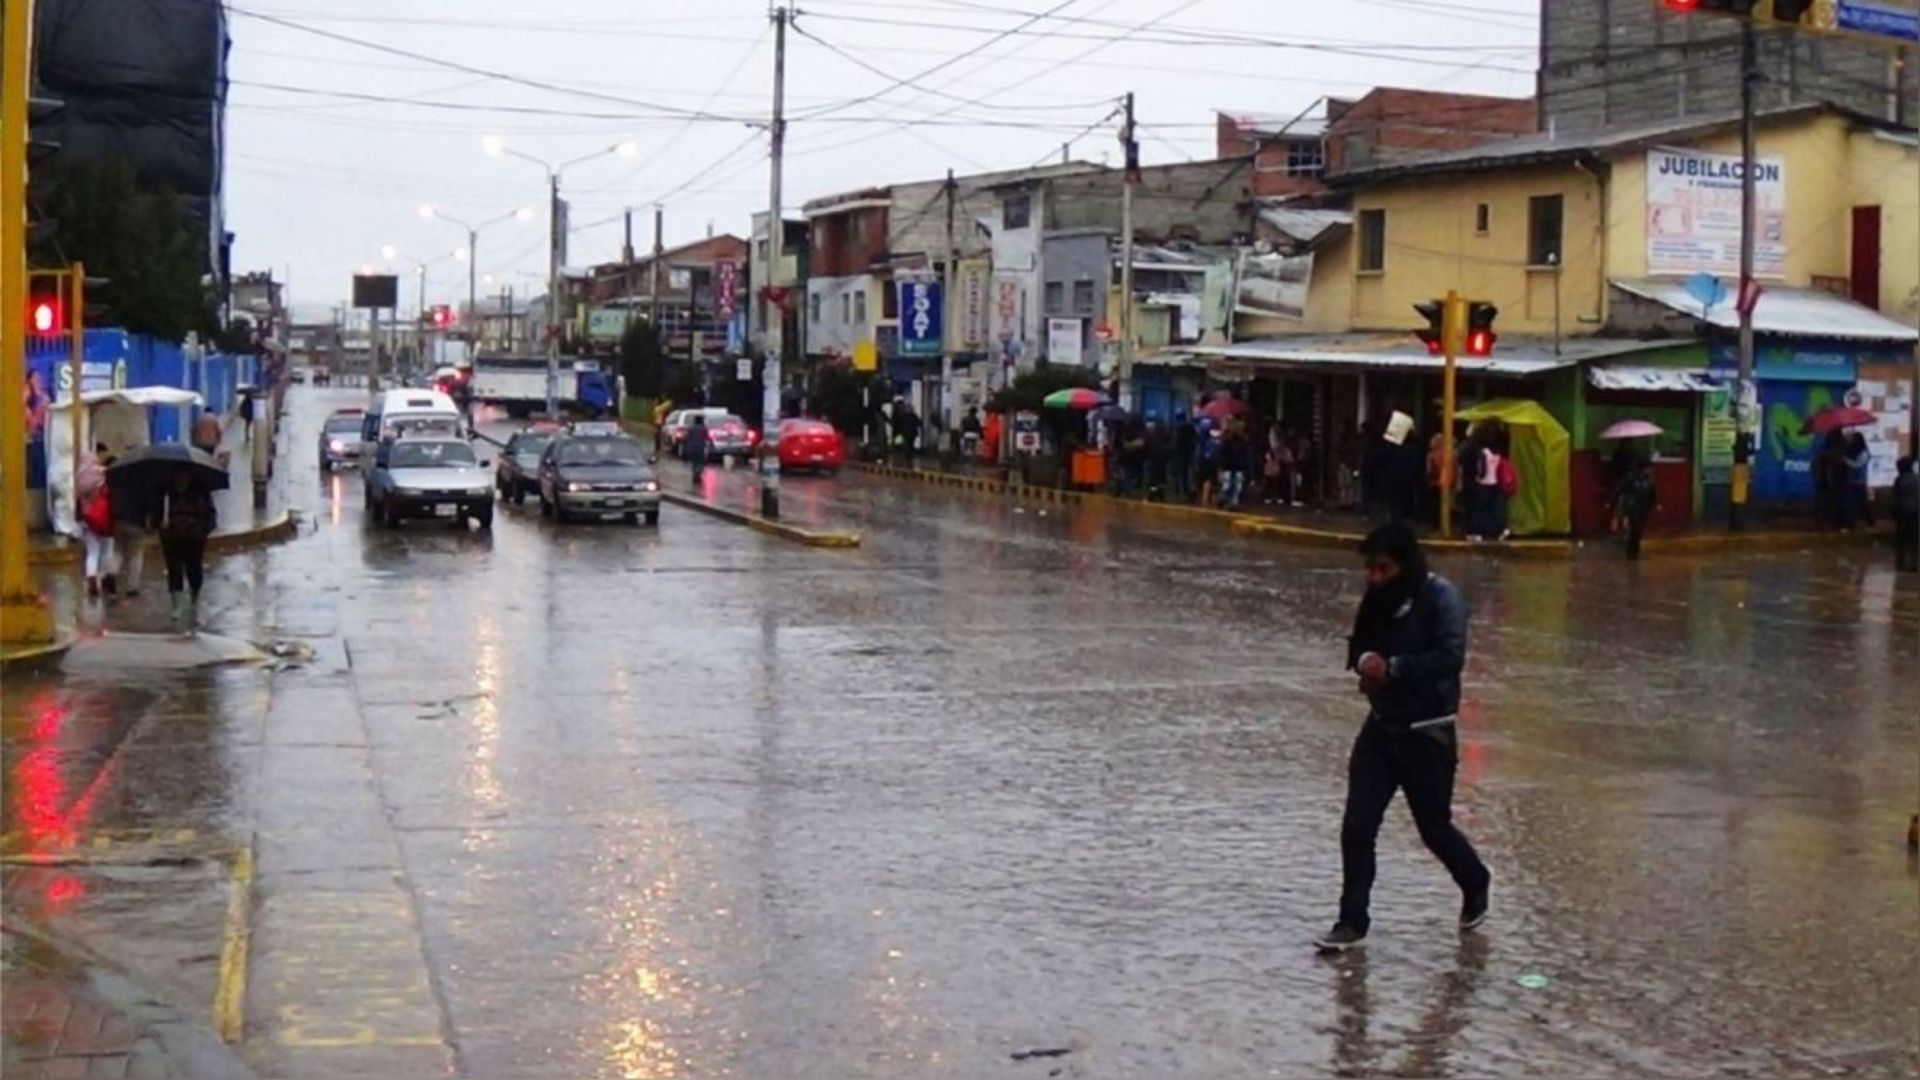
[225,0,1540,318]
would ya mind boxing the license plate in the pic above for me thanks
[434,504,457,517]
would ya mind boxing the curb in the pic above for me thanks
[0,632,79,671]
[660,492,861,548]
[27,512,299,567]
[852,462,1879,560]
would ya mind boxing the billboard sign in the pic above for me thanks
[1647,148,1786,277]
[1047,317,1084,366]
[1234,251,1314,320]
[716,260,740,320]
[898,279,943,356]
[351,274,399,309]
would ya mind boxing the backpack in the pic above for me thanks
[1496,454,1519,498]
[1621,470,1657,516]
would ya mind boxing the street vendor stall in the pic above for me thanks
[1457,399,1571,536]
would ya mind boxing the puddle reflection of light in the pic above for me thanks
[43,873,86,913]
[467,616,504,815]
[609,1016,680,1078]
[329,473,344,525]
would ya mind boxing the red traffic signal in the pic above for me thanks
[1465,301,1499,358]
[27,276,66,334]
[1413,300,1445,356]
[428,304,454,328]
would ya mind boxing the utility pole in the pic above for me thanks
[760,3,789,519]
[2,0,54,647]
[623,207,636,341]
[1118,91,1138,411]
[466,227,478,343]
[650,203,664,342]
[1731,18,1759,532]
[545,173,562,418]
[942,167,958,444]
[1439,292,1466,540]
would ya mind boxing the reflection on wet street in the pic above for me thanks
[5,387,1916,1078]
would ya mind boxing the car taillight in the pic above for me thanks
[747,429,761,444]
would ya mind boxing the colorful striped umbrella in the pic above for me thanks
[1042,388,1109,410]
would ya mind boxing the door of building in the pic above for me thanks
[1851,206,1881,311]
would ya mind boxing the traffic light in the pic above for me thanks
[1414,300,1446,356]
[427,304,454,328]
[26,275,66,335]
[1465,302,1499,358]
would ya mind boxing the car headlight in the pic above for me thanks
[566,481,587,493]
[328,439,346,452]
[641,481,659,493]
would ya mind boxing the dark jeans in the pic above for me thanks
[1897,512,1918,571]
[161,534,207,597]
[1623,511,1649,560]
[1338,720,1489,934]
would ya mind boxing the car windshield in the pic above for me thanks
[324,417,362,433]
[512,434,554,458]
[388,441,476,468]
[556,439,645,467]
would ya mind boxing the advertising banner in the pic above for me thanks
[1047,317,1084,366]
[1647,148,1786,277]
[1233,250,1314,321]
[898,279,943,356]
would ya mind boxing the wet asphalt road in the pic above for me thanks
[4,386,1917,1079]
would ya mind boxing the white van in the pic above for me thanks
[361,389,464,446]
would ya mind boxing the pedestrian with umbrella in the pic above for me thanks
[109,444,226,628]
[1802,406,1875,529]
[75,443,115,598]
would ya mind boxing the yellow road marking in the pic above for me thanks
[214,841,254,1044]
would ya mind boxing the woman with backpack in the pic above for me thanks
[1467,425,1514,541]
[1611,455,1659,560]
[155,465,217,629]
[76,443,115,597]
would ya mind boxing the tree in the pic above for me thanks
[617,316,668,398]
[30,155,214,342]
[810,359,886,438]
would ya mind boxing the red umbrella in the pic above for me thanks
[1199,395,1249,421]
[1800,405,1875,436]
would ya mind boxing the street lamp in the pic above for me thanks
[381,245,464,373]
[483,135,638,417]
[418,203,530,345]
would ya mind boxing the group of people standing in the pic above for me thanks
[1098,406,1310,511]
[1813,430,1877,531]
[73,443,221,629]
[1357,414,1517,542]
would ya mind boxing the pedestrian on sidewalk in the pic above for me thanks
[109,477,153,598]
[1316,522,1491,952]
[961,407,984,461]
[687,413,711,484]
[1146,421,1172,500]
[1171,409,1197,503]
[893,400,922,468]
[1893,456,1918,572]
[76,443,115,597]
[1610,454,1658,560]
[1217,419,1251,509]
[1844,432,1873,529]
[155,466,217,629]
[1815,430,1848,529]
[191,408,222,455]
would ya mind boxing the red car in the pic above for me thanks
[776,418,845,474]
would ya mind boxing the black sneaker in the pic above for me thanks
[1313,924,1367,952]
[1460,884,1490,932]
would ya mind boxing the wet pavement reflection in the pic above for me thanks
[4,387,1915,1078]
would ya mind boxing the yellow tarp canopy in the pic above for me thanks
[1457,398,1571,536]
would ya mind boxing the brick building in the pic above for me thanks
[1218,88,1537,196]
[1539,0,1917,134]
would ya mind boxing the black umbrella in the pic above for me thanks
[107,443,230,497]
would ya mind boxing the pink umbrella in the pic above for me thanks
[1199,395,1249,421]
[1598,419,1664,440]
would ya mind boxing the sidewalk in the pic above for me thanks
[27,414,296,568]
[853,457,1894,559]
[2,923,252,1079]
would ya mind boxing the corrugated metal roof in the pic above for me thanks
[1612,278,1920,343]
[1173,334,1669,377]
[1257,207,1351,246]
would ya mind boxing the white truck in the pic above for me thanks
[470,356,616,418]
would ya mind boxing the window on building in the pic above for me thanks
[1284,137,1325,177]
[849,214,867,246]
[853,289,867,324]
[1358,209,1386,272]
[1528,194,1564,266]
[882,282,899,320]
[1072,279,1095,314]
[1004,193,1032,230]
[1475,203,1491,236]
[841,293,851,325]
[810,292,821,326]
[1045,280,1065,314]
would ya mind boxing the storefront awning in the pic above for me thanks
[1613,278,1919,343]
[1586,365,1725,393]
[1173,334,1667,378]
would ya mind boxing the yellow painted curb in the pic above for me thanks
[213,841,254,1044]
[0,632,78,670]
[854,461,1585,558]
[28,512,299,567]
[661,492,861,548]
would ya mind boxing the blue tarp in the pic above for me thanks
[24,329,251,487]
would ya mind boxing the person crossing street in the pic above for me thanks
[1316,523,1491,952]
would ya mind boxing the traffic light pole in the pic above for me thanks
[1439,291,1466,540]
[1,0,56,648]
[759,4,788,520]
[1731,16,1759,532]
